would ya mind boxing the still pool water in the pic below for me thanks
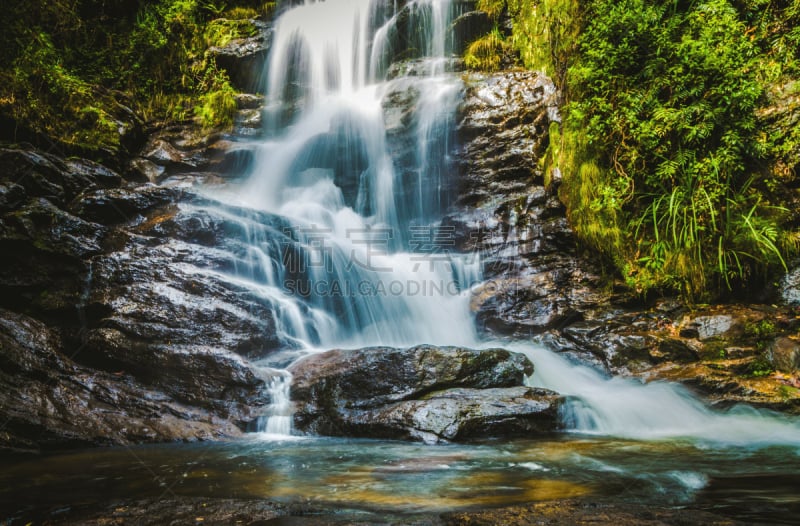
[3,434,799,523]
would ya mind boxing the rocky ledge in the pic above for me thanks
[289,345,562,443]
[441,70,800,413]
[0,144,294,453]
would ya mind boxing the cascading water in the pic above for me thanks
[253,370,294,437]
[3,4,800,523]
[222,0,800,446]
[238,0,478,354]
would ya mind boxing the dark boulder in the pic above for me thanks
[289,345,562,442]
[69,184,180,225]
[325,386,562,443]
[0,309,265,453]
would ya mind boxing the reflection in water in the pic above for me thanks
[2,437,799,522]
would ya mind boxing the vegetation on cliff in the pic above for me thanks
[470,0,800,301]
[0,0,270,162]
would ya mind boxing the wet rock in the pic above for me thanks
[0,309,262,453]
[386,58,465,79]
[141,137,207,172]
[64,158,123,189]
[0,182,26,213]
[0,197,104,322]
[128,157,164,183]
[233,108,264,138]
[340,386,562,443]
[289,345,562,442]
[142,139,186,165]
[767,336,800,373]
[442,70,614,343]
[235,93,264,109]
[651,358,800,414]
[455,71,559,207]
[522,305,712,376]
[538,303,800,412]
[81,328,269,412]
[128,123,258,182]
[0,147,302,453]
[472,274,583,335]
[207,19,272,92]
[679,315,734,340]
[0,148,95,205]
[80,202,291,361]
[2,197,105,259]
[69,184,180,224]
[291,345,532,403]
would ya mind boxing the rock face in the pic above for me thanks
[443,71,612,339]
[0,309,261,452]
[446,70,800,413]
[768,336,800,373]
[127,122,256,183]
[0,146,296,453]
[289,345,562,443]
[455,71,560,207]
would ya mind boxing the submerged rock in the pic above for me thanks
[289,345,562,442]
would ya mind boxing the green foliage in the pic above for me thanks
[476,0,506,20]
[551,0,796,299]
[467,0,800,300]
[506,0,580,83]
[0,0,265,154]
[5,31,125,152]
[464,28,509,72]
[744,319,778,351]
[195,74,238,128]
[748,355,775,377]
[204,18,258,48]
[778,384,799,399]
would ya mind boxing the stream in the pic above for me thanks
[4,0,800,522]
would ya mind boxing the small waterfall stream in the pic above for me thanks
[256,371,293,437]
[216,0,800,445]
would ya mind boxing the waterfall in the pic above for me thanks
[255,371,294,437]
[239,0,475,352]
[223,0,800,445]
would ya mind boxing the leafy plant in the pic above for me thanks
[744,318,778,351]
[506,0,579,84]
[552,0,795,299]
[0,0,263,155]
[464,28,509,72]
[748,355,775,377]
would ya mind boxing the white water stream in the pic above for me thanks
[229,0,800,445]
